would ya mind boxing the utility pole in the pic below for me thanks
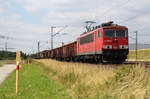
[135,31,138,62]
[62,42,64,46]
[50,26,67,50]
[3,42,15,52]
[51,26,56,50]
[5,42,7,52]
[38,41,40,58]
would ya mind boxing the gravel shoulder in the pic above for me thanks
[0,64,16,84]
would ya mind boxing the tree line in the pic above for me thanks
[0,51,27,60]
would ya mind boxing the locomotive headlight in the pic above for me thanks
[124,45,128,49]
[103,45,112,49]
[120,45,128,49]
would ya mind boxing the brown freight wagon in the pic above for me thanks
[45,50,49,58]
[42,50,48,58]
[57,47,63,60]
[62,41,77,61]
[47,50,51,58]
[50,49,56,58]
[55,48,59,58]
[36,41,77,61]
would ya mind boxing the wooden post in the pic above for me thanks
[27,57,30,65]
[16,62,19,94]
[16,51,21,94]
[28,59,30,65]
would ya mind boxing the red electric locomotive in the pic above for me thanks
[33,21,129,63]
[77,21,128,63]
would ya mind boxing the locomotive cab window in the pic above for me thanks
[104,29,127,38]
[116,30,126,37]
[80,33,94,45]
[98,29,101,37]
[104,30,115,37]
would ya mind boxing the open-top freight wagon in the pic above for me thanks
[33,21,129,63]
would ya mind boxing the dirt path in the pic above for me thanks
[0,64,16,84]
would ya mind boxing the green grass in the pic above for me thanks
[0,61,3,67]
[37,59,115,99]
[0,61,70,99]
[128,49,150,61]
[96,65,150,98]
[37,59,150,99]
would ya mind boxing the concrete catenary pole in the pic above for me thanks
[51,26,56,50]
[38,41,40,58]
[135,31,138,61]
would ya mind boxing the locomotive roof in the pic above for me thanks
[80,21,127,36]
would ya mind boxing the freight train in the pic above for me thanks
[32,21,129,63]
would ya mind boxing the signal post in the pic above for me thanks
[16,51,21,94]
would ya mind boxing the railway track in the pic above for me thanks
[90,61,150,65]
[36,59,150,68]
[89,61,150,68]
[125,61,150,67]
[103,61,150,68]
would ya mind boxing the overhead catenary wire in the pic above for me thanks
[95,0,149,27]
[118,11,149,24]
[99,0,150,45]
[98,0,130,20]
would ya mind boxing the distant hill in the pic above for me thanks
[129,43,150,50]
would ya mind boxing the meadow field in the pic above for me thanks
[128,49,150,61]
[1,49,150,99]
[0,62,70,99]
[37,59,150,99]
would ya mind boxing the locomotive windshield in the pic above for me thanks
[116,30,126,37]
[104,30,115,37]
[104,29,126,38]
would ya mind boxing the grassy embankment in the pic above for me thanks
[37,59,150,99]
[0,61,70,99]
[0,60,16,67]
[128,49,150,61]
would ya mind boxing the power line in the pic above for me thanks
[97,0,149,27]
[101,0,130,16]
[118,6,149,24]
[0,34,13,40]
[129,36,136,40]
[119,14,144,24]
[98,0,131,21]
[50,26,68,49]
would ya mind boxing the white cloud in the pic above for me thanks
[125,0,150,10]
[13,0,73,12]
[42,11,90,25]
[0,0,150,53]
[0,8,3,13]
[136,14,150,25]
[0,13,50,53]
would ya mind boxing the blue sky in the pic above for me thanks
[0,0,150,54]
